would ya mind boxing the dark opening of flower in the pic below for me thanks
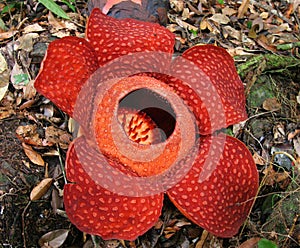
[118,88,177,144]
[34,8,259,241]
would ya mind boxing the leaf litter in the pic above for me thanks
[0,0,299,247]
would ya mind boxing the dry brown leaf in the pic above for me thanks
[30,178,53,201]
[38,229,69,248]
[262,97,281,111]
[273,123,286,142]
[16,125,43,146]
[51,188,63,214]
[0,52,9,102]
[200,19,213,31]
[182,8,190,20]
[222,6,237,16]
[0,30,18,40]
[23,23,45,33]
[222,25,241,40]
[209,13,230,24]
[238,0,250,18]
[249,17,264,39]
[288,129,300,140]
[19,99,36,110]
[293,136,300,157]
[257,35,277,52]
[260,12,269,19]
[16,33,39,52]
[170,0,184,12]
[0,107,15,120]
[23,80,37,99]
[253,152,265,165]
[45,126,72,149]
[263,165,290,187]
[48,12,66,30]
[22,142,45,166]
[239,237,261,248]
[176,17,198,32]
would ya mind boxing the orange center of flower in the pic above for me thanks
[117,108,162,145]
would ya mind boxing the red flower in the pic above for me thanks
[34,8,259,241]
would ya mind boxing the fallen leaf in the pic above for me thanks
[38,229,69,248]
[23,23,45,33]
[30,178,53,201]
[16,33,39,52]
[10,63,29,89]
[51,187,63,214]
[209,13,230,25]
[170,0,184,12]
[45,126,72,149]
[293,136,300,157]
[0,82,8,103]
[273,122,285,142]
[248,17,264,39]
[288,129,300,140]
[0,30,18,40]
[200,18,213,32]
[222,6,237,16]
[22,142,45,166]
[257,35,277,52]
[16,125,43,146]
[48,11,66,30]
[176,17,198,32]
[253,152,265,165]
[222,25,241,40]
[0,107,15,120]
[262,97,281,111]
[23,80,36,99]
[239,237,261,248]
[260,12,269,19]
[0,52,9,102]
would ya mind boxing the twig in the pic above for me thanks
[57,145,68,185]
[21,201,31,248]
[282,214,300,247]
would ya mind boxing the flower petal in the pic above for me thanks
[167,134,258,237]
[170,45,247,134]
[86,8,175,66]
[64,136,163,240]
[34,36,98,116]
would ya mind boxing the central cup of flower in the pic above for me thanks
[117,88,176,145]
[92,75,197,177]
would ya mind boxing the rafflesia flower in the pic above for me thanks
[34,8,259,240]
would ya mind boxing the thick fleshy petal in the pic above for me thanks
[34,36,98,116]
[64,136,164,240]
[144,45,247,134]
[86,8,175,66]
[167,134,258,237]
[184,45,247,126]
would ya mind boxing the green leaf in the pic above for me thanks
[1,3,16,15]
[258,239,277,248]
[13,74,29,85]
[38,0,70,19]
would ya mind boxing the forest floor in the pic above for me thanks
[0,0,300,247]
